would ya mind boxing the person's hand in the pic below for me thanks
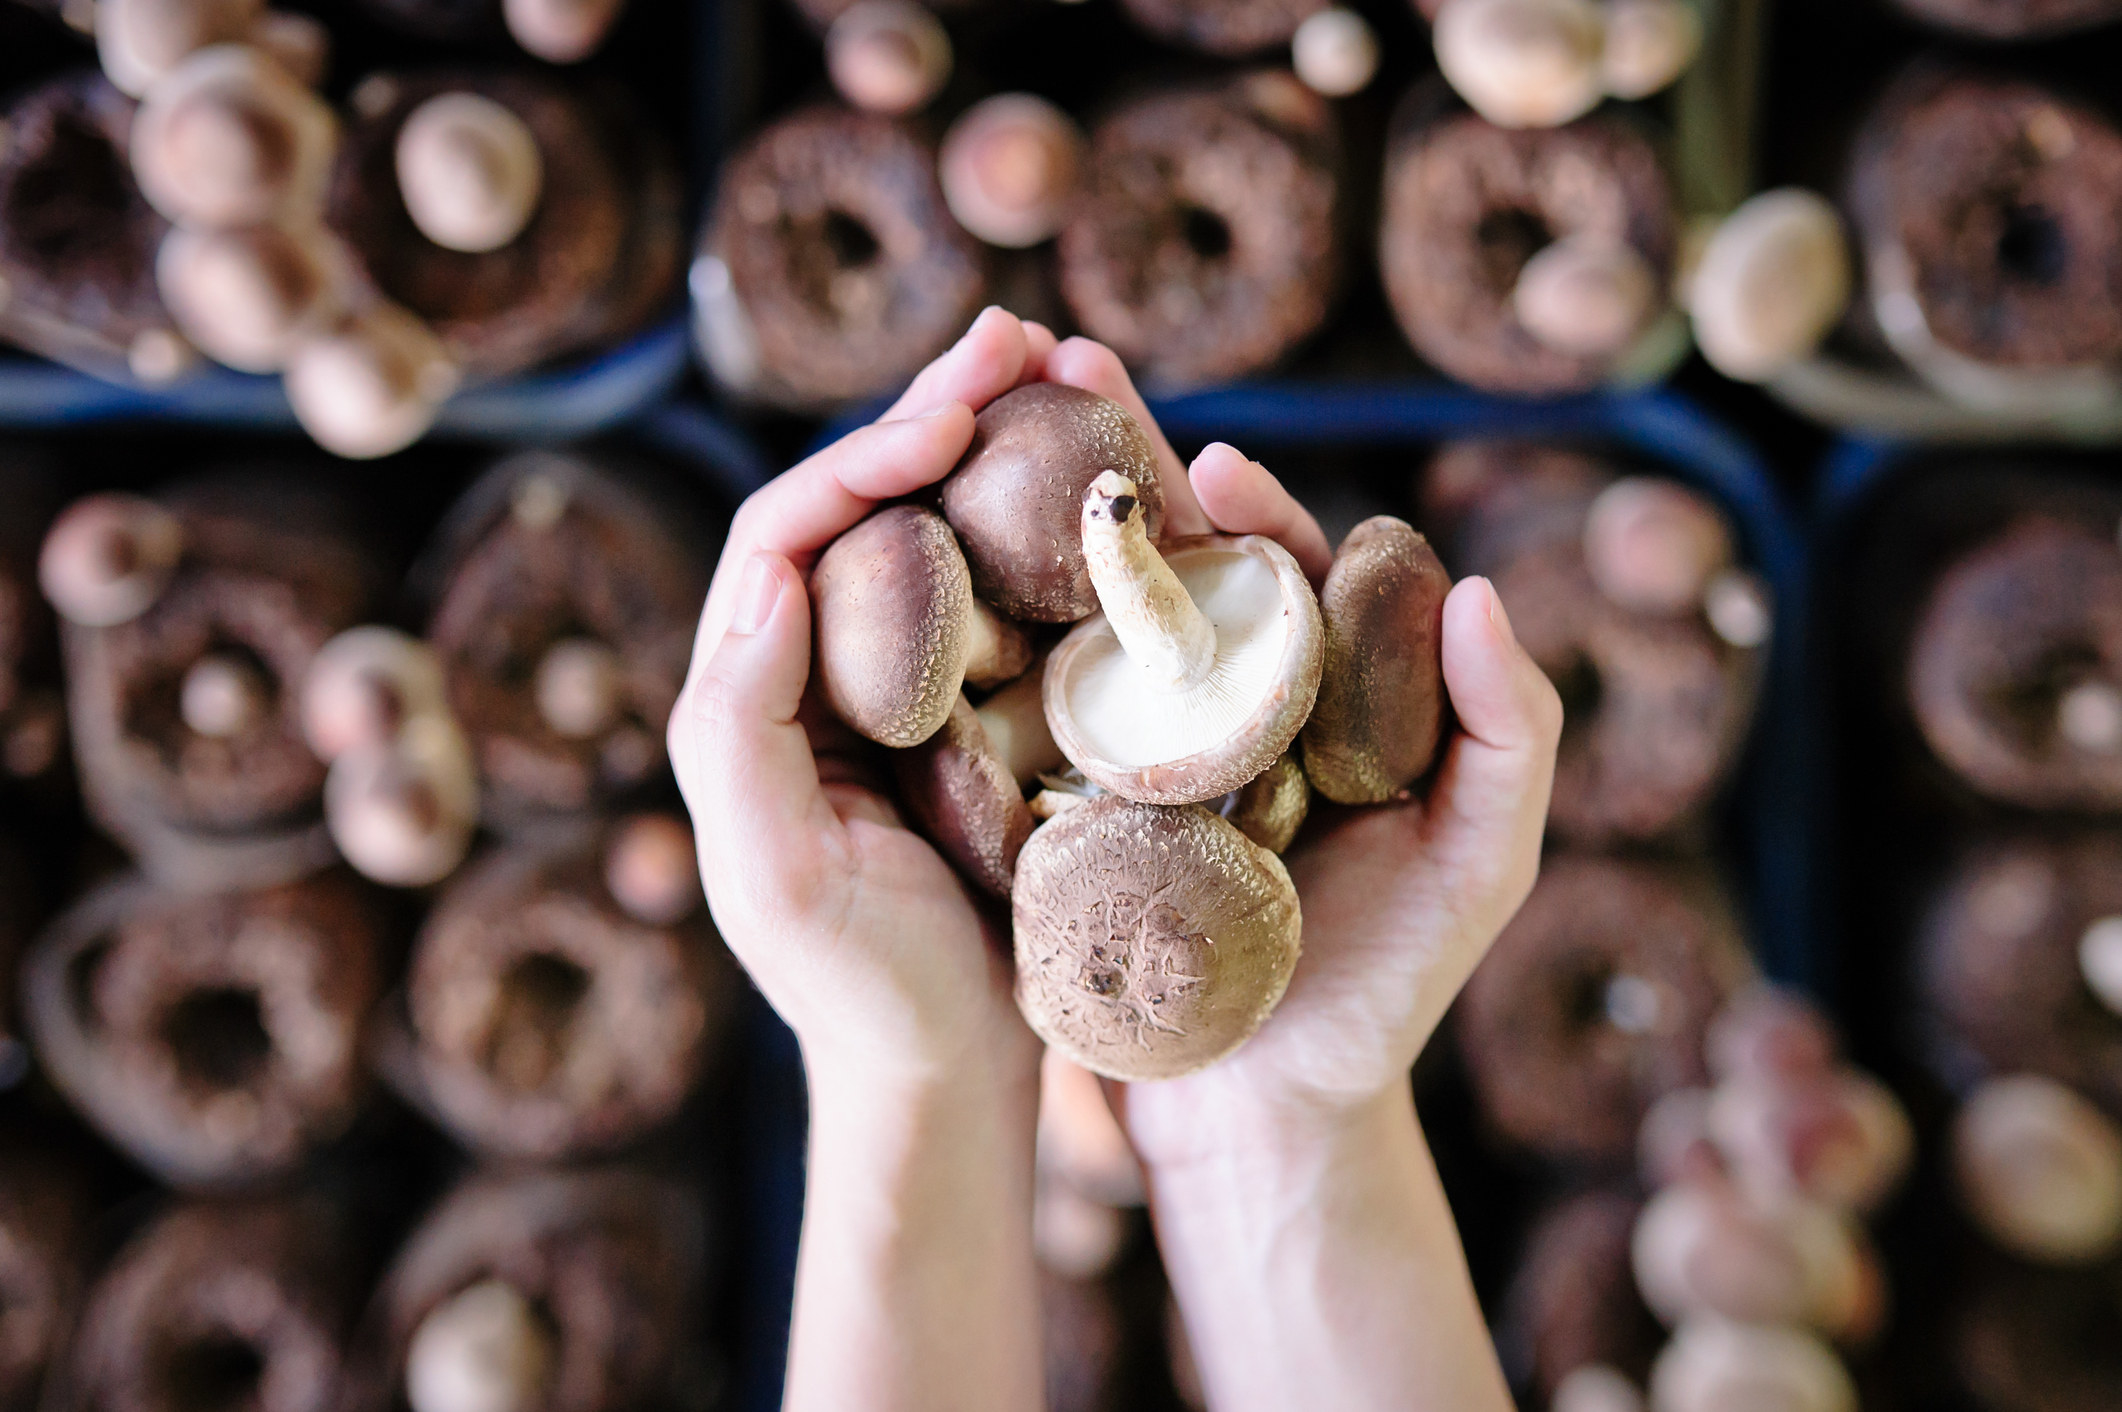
[669,307,1073,1091]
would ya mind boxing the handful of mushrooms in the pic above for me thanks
[811,386,1452,1081]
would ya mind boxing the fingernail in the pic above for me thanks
[1481,578,1516,645]
[731,553,783,636]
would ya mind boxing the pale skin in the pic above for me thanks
[671,307,1562,1412]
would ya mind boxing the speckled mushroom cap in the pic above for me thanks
[1012,795,1301,1081]
[1909,517,2122,811]
[1220,748,1310,853]
[940,383,1165,623]
[1044,479,1323,805]
[1301,516,1452,804]
[813,504,1030,748]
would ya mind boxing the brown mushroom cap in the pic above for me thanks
[940,384,1164,623]
[894,693,1037,898]
[1045,475,1323,805]
[812,504,1030,747]
[1220,749,1310,853]
[1300,516,1451,804]
[1012,794,1301,1081]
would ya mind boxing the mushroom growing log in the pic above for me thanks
[1012,793,1302,1081]
[344,1168,704,1412]
[426,456,708,826]
[45,479,377,887]
[51,1197,355,1412]
[22,868,385,1189]
[384,818,732,1161]
[0,1150,91,1412]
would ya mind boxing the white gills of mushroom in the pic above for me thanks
[1044,472,1323,806]
[1011,794,1301,1081]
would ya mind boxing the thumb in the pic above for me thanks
[672,551,845,924]
[1422,577,1563,929]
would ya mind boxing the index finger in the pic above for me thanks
[1043,337,1213,538]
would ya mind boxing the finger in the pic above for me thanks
[692,403,976,662]
[676,552,848,925]
[883,306,1032,420]
[1421,577,1563,928]
[1043,337,1211,537]
[1019,320,1059,385]
[1186,442,1333,583]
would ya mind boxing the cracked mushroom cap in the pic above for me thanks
[940,384,1164,623]
[812,504,1031,748]
[894,693,1038,899]
[1012,794,1301,1081]
[1044,473,1323,805]
[1300,517,1451,804]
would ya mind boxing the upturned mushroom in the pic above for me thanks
[812,504,1032,748]
[129,44,337,230]
[37,493,184,628]
[156,223,340,372]
[1300,516,1451,804]
[1686,188,1850,383]
[825,0,953,117]
[1954,1073,2122,1265]
[394,92,545,255]
[1432,0,1606,130]
[1012,794,1302,1081]
[940,383,1164,623]
[283,303,460,460]
[939,95,1085,249]
[1044,472,1323,805]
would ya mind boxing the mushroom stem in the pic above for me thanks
[404,1278,554,1412]
[1080,472,1216,692]
[974,671,1063,787]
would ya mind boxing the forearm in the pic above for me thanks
[786,1056,1044,1412]
[1147,1087,1513,1412]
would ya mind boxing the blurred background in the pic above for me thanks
[1,0,2119,1406]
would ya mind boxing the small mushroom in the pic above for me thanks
[283,304,461,460]
[811,504,1032,748]
[1292,8,1381,97]
[894,693,1038,898]
[502,0,628,63]
[2080,914,2122,1016]
[395,92,546,255]
[156,223,339,372]
[1012,794,1302,1081]
[939,383,1164,624]
[325,715,478,886]
[1686,189,1850,383]
[1300,516,1451,805]
[1218,749,1310,853]
[1647,1320,1856,1412]
[179,650,268,738]
[246,10,330,86]
[1708,1069,1914,1216]
[939,95,1084,249]
[603,813,701,927]
[130,45,337,230]
[1581,476,1734,617]
[404,1278,555,1412]
[1512,234,1659,360]
[1045,473,1323,805]
[1552,1366,1647,1412]
[1631,1180,1878,1338]
[1954,1073,2122,1265]
[1431,0,1606,131]
[1599,0,1700,99]
[533,637,625,741]
[37,493,184,628]
[95,0,264,98]
[1705,988,1838,1084]
[825,0,952,117]
[303,625,447,761]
